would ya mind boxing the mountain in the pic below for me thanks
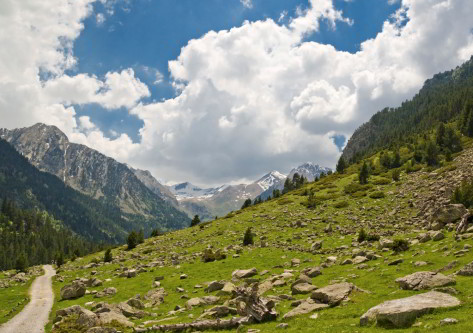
[258,164,331,200]
[0,138,132,243]
[342,55,473,163]
[168,182,227,200]
[131,168,179,207]
[0,123,190,237]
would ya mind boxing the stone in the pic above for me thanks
[127,296,145,309]
[360,291,460,328]
[432,204,467,224]
[220,282,236,294]
[440,318,458,326]
[353,256,369,264]
[94,287,117,298]
[418,233,431,243]
[186,296,220,309]
[456,261,473,276]
[97,311,134,327]
[200,305,237,319]
[291,283,317,295]
[311,283,356,306]
[144,288,167,306]
[388,259,404,266]
[341,259,352,265]
[205,280,225,293]
[283,300,329,319]
[301,267,322,278]
[60,281,86,300]
[378,238,394,250]
[86,328,117,333]
[180,274,188,279]
[276,323,289,329]
[432,231,445,241]
[395,272,456,291]
[311,241,322,252]
[232,268,258,279]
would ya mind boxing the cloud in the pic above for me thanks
[1,0,473,186]
[240,0,253,9]
[96,13,106,26]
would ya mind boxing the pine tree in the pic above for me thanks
[56,251,64,268]
[426,140,439,166]
[127,231,139,250]
[359,162,370,185]
[241,198,252,209]
[336,156,346,174]
[243,227,254,246]
[190,215,201,227]
[436,122,446,146]
[104,248,113,263]
[15,253,28,273]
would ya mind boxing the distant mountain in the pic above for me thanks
[131,168,179,207]
[288,163,332,182]
[342,55,473,162]
[258,163,331,200]
[171,167,328,220]
[0,123,190,236]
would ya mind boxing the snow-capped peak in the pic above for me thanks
[255,170,287,191]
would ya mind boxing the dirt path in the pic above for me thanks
[0,265,56,333]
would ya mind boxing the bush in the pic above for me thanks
[452,180,473,208]
[104,249,113,263]
[333,201,349,208]
[344,183,372,194]
[391,169,401,182]
[392,239,409,253]
[307,190,317,209]
[366,234,380,242]
[150,229,162,237]
[359,162,370,184]
[369,191,385,199]
[358,229,367,243]
[127,231,139,250]
[243,227,254,246]
[56,252,64,268]
[372,178,391,185]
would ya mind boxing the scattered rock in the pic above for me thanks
[232,268,258,279]
[311,282,357,306]
[360,291,460,328]
[395,272,455,290]
[60,281,86,300]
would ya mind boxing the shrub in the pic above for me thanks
[344,183,372,194]
[391,169,401,182]
[359,162,370,184]
[243,227,254,246]
[358,229,367,243]
[15,253,28,272]
[150,229,163,237]
[372,178,391,185]
[392,239,409,253]
[333,201,349,208]
[366,234,380,242]
[307,190,317,209]
[369,191,385,199]
[56,252,64,268]
[452,180,473,208]
[104,249,113,263]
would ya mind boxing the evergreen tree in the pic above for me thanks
[461,99,473,136]
[241,198,252,209]
[137,230,144,244]
[243,227,254,246]
[436,122,446,146]
[190,215,201,227]
[336,156,346,174]
[104,248,113,263]
[56,251,64,268]
[127,231,139,250]
[15,253,28,273]
[359,162,370,185]
[272,189,281,198]
[426,140,439,166]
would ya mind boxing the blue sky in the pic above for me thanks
[70,0,400,143]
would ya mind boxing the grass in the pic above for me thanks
[0,271,35,324]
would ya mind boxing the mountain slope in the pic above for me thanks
[0,124,190,235]
[342,56,473,162]
[0,139,131,243]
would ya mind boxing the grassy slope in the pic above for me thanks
[0,270,40,325]
[43,138,473,333]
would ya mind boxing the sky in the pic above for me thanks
[1,0,473,187]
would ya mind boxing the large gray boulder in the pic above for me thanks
[457,261,473,276]
[232,268,258,279]
[311,282,356,306]
[360,291,460,327]
[60,281,86,300]
[283,300,329,319]
[395,272,456,290]
[432,204,467,224]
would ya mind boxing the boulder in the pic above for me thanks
[456,261,473,276]
[311,282,356,306]
[311,241,322,252]
[232,268,258,279]
[301,267,322,278]
[360,291,460,327]
[432,231,445,241]
[353,256,369,265]
[283,300,329,319]
[144,288,167,306]
[94,287,117,298]
[291,283,317,295]
[186,296,220,309]
[432,204,467,224]
[97,311,134,327]
[378,238,394,250]
[395,272,455,290]
[60,281,86,300]
[205,280,225,293]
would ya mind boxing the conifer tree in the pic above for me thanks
[190,215,201,227]
[359,162,369,185]
[336,156,346,174]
